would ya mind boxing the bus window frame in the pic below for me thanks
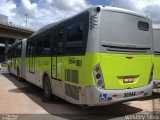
[65,11,89,56]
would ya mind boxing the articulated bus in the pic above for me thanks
[7,41,23,77]
[153,28,160,88]
[7,6,153,106]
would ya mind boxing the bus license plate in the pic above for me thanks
[124,92,136,97]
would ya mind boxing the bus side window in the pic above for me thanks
[66,22,84,55]
[55,29,64,55]
[37,38,44,56]
[26,41,31,57]
[43,35,51,56]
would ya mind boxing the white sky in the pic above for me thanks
[0,0,160,30]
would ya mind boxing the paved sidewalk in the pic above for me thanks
[0,67,160,120]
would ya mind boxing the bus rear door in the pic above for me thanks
[51,28,64,97]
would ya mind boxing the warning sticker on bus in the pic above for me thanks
[99,93,107,101]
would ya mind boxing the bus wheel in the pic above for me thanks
[43,76,52,100]
[17,68,22,81]
[8,66,10,74]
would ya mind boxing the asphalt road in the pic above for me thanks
[0,67,160,120]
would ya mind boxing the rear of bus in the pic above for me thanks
[153,28,160,88]
[85,6,153,106]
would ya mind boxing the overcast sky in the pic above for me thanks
[0,0,160,30]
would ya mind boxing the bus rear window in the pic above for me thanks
[138,21,149,31]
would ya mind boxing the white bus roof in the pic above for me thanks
[30,5,150,38]
[153,27,160,30]
[98,6,149,19]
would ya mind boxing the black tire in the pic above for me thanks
[8,66,10,74]
[43,76,52,100]
[17,68,22,81]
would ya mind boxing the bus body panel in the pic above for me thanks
[36,57,51,87]
[153,28,160,88]
[153,56,160,80]
[100,53,152,89]
[85,82,153,106]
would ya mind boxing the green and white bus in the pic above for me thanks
[7,6,153,106]
[153,27,160,88]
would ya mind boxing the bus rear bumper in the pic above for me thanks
[85,81,153,106]
[153,80,160,88]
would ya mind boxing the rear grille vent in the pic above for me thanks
[65,69,79,83]
[103,45,151,53]
[65,84,79,100]
[90,15,98,29]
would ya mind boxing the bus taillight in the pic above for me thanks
[96,73,101,79]
[94,64,105,89]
